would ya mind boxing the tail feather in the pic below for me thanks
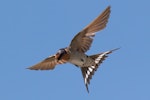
[81,48,119,93]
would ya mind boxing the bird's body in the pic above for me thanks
[28,6,119,93]
[69,51,91,67]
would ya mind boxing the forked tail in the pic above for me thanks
[80,48,119,93]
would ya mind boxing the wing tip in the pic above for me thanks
[108,5,111,9]
[26,66,40,70]
[105,5,111,13]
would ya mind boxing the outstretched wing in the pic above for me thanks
[27,55,66,70]
[81,48,119,93]
[69,6,111,53]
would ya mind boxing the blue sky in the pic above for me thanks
[0,0,150,100]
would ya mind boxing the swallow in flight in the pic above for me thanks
[28,6,119,93]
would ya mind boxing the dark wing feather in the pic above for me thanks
[27,55,66,70]
[69,6,111,53]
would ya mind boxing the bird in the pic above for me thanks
[27,6,119,93]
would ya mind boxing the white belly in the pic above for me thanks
[68,52,87,67]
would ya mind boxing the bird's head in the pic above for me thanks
[55,48,68,60]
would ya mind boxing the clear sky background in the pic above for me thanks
[0,0,150,100]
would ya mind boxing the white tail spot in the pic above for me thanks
[87,70,90,75]
[95,51,110,64]
[88,67,93,72]
[91,66,95,69]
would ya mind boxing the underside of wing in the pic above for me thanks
[69,6,111,53]
[27,55,66,70]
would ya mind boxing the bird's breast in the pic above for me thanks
[68,52,88,67]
